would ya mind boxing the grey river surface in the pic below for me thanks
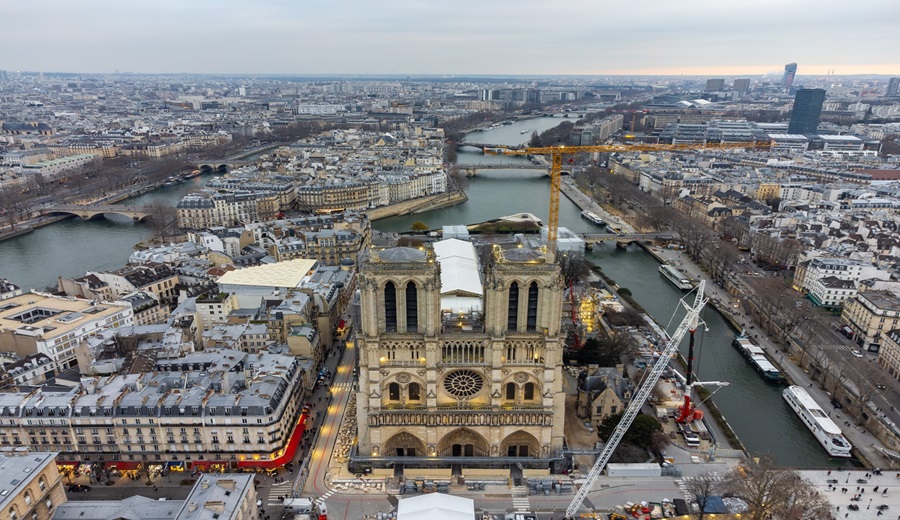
[0,177,206,291]
[0,116,850,467]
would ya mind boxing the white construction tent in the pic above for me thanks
[433,238,483,314]
[396,493,475,520]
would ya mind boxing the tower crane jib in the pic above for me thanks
[485,141,769,256]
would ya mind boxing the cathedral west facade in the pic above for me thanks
[351,243,567,472]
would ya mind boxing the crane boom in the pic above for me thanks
[565,281,708,518]
[484,141,768,255]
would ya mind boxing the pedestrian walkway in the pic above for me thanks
[511,486,531,512]
[314,490,335,509]
[268,480,293,506]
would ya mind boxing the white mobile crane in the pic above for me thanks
[565,281,709,519]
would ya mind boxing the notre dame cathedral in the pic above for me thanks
[351,240,566,473]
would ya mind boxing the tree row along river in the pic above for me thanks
[0,116,847,467]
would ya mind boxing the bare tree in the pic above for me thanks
[746,277,794,339]
[558,253,594,286]
[142,200,179,241]
[0,186,29,230]
[724,457,831,520]
[645,206,680,232]
[847,359,890,424]
[706,240,740,283]
[684,472,722,520]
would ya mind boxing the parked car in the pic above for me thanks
[67,484,91,493]
[831,399,843,409]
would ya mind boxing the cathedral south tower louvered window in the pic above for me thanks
[384,282,397,332]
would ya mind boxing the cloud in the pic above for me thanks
[1,0,897,74]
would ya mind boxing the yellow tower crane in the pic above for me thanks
[485,141,770,254]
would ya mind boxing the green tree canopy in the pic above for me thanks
[597,411,662,449]
[410,221,430,232]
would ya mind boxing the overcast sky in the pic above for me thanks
[2,0,898,76]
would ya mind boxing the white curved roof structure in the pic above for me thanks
[433,238,483,313]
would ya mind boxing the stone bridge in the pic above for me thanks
[579,231,676,245]
[459,164,552,176]
[39,204,152,222]
[191,159,252,174]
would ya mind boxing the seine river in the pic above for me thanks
[0,116,851,467]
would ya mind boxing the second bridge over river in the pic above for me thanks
[38,204,151,222]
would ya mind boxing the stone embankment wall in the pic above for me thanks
[367,191,468,221]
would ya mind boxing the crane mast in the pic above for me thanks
[565,281,708,519]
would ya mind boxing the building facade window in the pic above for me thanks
[388,383,400,401]
[405,282,418,332]
[526,282,539,332]
[507,282,519,331]
[384,282,397,332]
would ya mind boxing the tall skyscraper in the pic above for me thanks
[887,77,900,98]
[782,63,797,90]
[732,78,751,93]
[788,88,826,135]
[705,78,725,92]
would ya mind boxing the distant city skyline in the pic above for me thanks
[2,0,898,76]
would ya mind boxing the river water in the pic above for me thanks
[0,117,850,467]
[0,177,206,291]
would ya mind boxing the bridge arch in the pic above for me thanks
[41,207,151,223]
[198,163,228,173]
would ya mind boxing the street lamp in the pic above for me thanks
[868,498,872,509]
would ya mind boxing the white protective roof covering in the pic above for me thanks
[397,493,475,520]
[217,258,317,288]
[433,239,483,313]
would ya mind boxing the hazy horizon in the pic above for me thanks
[2,0,898,76]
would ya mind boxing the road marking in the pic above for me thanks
[314,490,335,506]
[511,486,530,512]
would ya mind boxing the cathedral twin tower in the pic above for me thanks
[352,243,567,473]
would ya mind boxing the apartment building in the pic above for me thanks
[841,291,900,352]
[0,450,66,520]
[794,256,888,308]
[0,350,310,470]
[0,293,134,370]
[54,473,257,520]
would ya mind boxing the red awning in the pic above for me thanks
[337,320,347,331]
[107,461,142,471]
[237,413,307,469]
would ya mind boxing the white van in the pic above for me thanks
[283,498,314,514]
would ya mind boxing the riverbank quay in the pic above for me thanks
[559,177,635,234]
[644,243,892,469]
[367,190,467,221]
[0,214,73,243]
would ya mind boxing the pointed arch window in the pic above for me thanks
[507,282,519,331]
[406,282,418,332]
[526,282,539,332]
[388,383,401,401]
[384,282,397,332]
